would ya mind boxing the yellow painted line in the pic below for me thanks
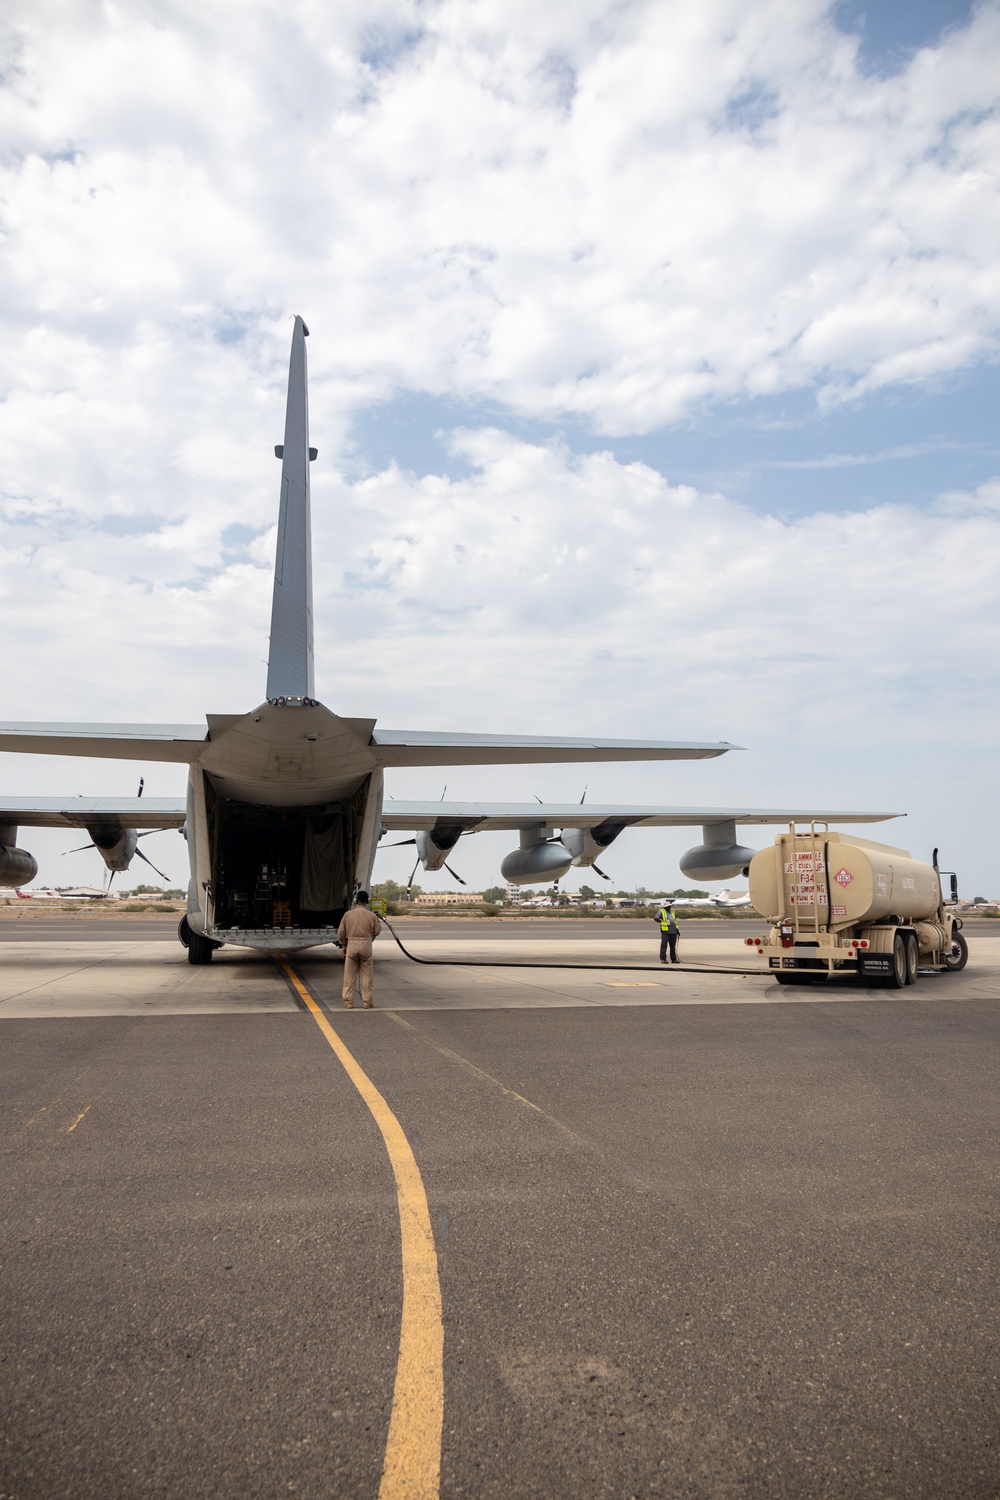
[279,962,443,1500]
[66,1104,92,1133]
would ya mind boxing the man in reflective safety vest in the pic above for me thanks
[655,900,679,964]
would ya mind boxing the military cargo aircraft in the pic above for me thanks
[0,317,898,961]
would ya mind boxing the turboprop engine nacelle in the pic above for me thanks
[415,829,456,872]
[87,826,139,873]
[0,825,38,888]
[500,828,573,886]
[560,823,628,870]
[680,821,757,883]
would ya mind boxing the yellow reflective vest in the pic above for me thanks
[658,907,678,933]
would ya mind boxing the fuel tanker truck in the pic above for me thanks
[746,825,967,988]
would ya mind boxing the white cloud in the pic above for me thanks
[934,477,1000,514]
[1,0,998,433]
[307,433,999,746]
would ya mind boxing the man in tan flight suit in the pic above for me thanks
[337,891,383,1008]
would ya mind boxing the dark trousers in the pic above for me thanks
[659,930,678,963]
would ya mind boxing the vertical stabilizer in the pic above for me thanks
[266,315,315,701]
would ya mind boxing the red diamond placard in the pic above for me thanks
[834,867,853,887]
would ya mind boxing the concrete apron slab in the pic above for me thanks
[3,934,996,1019]
[0,941,299,1018]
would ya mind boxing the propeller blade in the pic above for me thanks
[137,776,144,799]
[443,862,467,886]
[406,858,420,898]
[64,842,96,854]
[580,785,587,804]
[591,863,612,881]
[383,838,417,848]
[136,847,169,881]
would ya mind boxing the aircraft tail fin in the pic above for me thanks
[266,315,315,702]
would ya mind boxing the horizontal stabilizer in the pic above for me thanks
[0,723,207,763]
[373,732,739,767]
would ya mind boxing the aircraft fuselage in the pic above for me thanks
[185,701,384,950]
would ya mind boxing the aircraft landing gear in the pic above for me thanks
[187,932,215,965]
[178,915,217,966]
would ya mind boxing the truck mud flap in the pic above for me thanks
[858,953,894,979]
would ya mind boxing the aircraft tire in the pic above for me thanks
[187,931,214,965]
[180,917,215,965]
[942,930,969,973]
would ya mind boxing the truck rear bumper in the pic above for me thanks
[768,955,859,973]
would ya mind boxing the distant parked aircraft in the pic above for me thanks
[713,889,754,908]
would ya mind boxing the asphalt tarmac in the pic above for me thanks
[2,918,999,1498]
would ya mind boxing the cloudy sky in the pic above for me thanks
[1,0,998,895]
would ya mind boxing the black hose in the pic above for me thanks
[377,913,766,978]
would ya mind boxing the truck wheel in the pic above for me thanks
[904,932,918,985]
[775,973,816,986]
[942,931,969,973]
[886,933,908,989]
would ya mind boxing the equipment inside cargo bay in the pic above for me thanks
[208,793,362,929]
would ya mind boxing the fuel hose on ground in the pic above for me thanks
[377,913,767,979]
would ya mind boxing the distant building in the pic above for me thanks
[411,891,484,906]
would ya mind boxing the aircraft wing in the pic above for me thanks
[0,797,187,830]
[372,732,738,766]
[379,802,902,832]
[0,723,207,762]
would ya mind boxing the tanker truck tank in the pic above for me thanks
[748,828,967,988]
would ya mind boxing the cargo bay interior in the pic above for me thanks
[206,790,364,930]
